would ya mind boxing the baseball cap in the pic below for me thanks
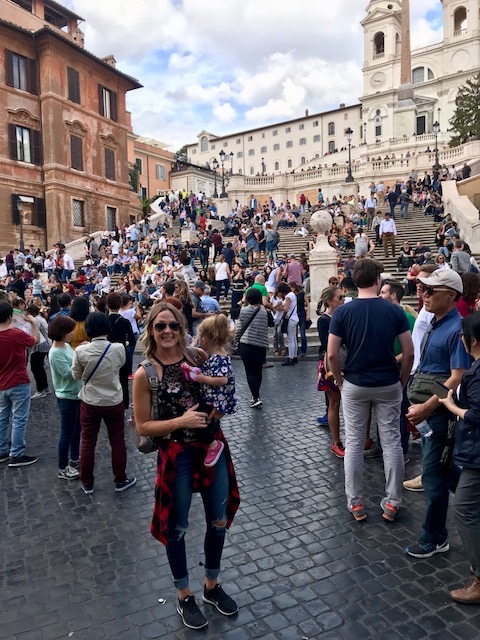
[417,269,463,294]
[288,253,296,259]
[194,280,205,290]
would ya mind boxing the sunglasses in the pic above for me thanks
[422,287,453,297]
[153,321,181,332]
[337,295,345,300]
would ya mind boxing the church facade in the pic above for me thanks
[184,0,480,184]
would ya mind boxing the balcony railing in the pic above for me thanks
[454,28,467,37]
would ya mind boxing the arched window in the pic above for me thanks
[427,68,434,80]
[274,161,279,171]
[200,136,208,152]
[328,141,335,154]
[249,165,254,175]
[314,153,319,159]
[300,156,306,165]
[374,32,385,57]
[454,7,467,35]
[412,67,424,85]
[238,169,242,175]
[287,159,293,169]
[328,122,335,136]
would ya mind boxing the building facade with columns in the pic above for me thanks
[183,0,480,201]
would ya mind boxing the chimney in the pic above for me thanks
[305,109,309,117]
[102,55,117,68]
[73,27,85,48]
[340,103,346,109]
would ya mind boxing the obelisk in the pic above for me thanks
[397,0,414,103]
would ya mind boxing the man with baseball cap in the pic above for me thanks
[405,269,472,559]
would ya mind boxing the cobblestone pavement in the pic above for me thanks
[1,359,479,640]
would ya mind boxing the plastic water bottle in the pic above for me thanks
[416,420,433,437]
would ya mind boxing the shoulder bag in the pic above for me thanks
[233,306,260,352]
[407,328,448,404]
[84,344,111,384]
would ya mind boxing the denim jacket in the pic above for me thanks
[454,358,480,469]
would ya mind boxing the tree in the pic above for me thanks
[176,145,188,160]
[449,72,480,147]
[128,162,140,192]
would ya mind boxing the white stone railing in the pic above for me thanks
[244,176,275,186]
[443,179,480,253]
[454,28,467,37]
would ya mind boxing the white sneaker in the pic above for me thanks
[58,465,80,480]
[31,391,47,400]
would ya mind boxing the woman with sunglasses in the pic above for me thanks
[133,302,240,630]
[316,286,345,457]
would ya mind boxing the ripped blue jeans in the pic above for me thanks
[166,446,229,589]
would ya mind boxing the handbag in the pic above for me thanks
[233,306,261,352]
[267,310,275,328]
[280,308,293,334]
[407,327,447,404]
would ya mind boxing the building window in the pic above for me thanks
[236,138,241,144]
[313,120,319,127]
[328,122,335,135]
[98,85,118,121]
[135,157,143,174]
[454,6,467,35]
[428,68,434,80]
[286,141,293,148]
[70,135,83,171]
[5,50,38,94]
[344,113,348,120]
[67,67,81,104]
[299,124,304,130]
[272,130,278,136]
[412,67,424,85]
[248,149,255,156]
[299,138,306,145]
[105,147,115,181]
[156,163,166,180]
[211,144,216,150]
[375,125,382,137]
[248,135,253,141]
[8,124,41,164]
[140,186,147,199]
[200,136,208,152]
[313,134,320,143]
[238,169,242,174]
[273,143,280,151]
[301,156,306,164]
[249,166,254,175]
[72,199,85,227]
[328,141,335,153]
[374,32,385,57]
[287,159,293,168]
[260,146,267,153]
[191,149,196,155]
[274,161,279,171]
[223,141,228,147]
[237,152,243,158]
[285,127,291,133]
[106,206,116,231]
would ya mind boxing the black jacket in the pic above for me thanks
[454,358,480,469]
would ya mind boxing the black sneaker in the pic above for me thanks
[176,595,208,629]
[0,453,9,463]
[405,539,449,558]
[8,454,38,467]
[81,483,94,495]
[115,476,137,492]
[203,584,238,616]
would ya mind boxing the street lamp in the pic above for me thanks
[219,149,227,197]
[16,198,25,253]
[345,127,354,183]
[433,121,440,170]
[212,158,219,198]
[229,151,234,174]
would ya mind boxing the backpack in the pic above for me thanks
[129,347,205,453]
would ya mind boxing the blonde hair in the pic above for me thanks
[140,301,188,358]
[318,286,341,313]
[174,279,192,305]
[198,313,231,348]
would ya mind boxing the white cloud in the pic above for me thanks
[65,0,444,149]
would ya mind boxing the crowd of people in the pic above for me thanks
[1,176,479,630]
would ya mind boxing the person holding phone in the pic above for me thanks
[133,302,240,630]
[438,312,480,604]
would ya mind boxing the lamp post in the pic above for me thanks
[212,158,219,198]
[229,151,234,174]
[345,127,354,183]
[433,121,440,170]
[16,198,25,253]
[219,149,227,197]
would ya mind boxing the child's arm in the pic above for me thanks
[197,373,228,387]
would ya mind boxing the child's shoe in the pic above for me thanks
[204,441,225,467]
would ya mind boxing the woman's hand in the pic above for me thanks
[177,404,208,430]
[438,388,456,412]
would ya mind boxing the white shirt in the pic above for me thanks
[111,240,120,255]
[379,219,397,236]
[285,291,299,322]
[63,254,74,270]
[215,262,229,281]
[411,306,435,374]
[365,197,377,209]
[0,263,7,278]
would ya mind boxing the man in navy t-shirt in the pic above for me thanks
[328,259,414,523]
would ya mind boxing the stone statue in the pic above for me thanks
[310,210,335,253]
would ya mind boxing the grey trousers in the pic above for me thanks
[454,468,480,577]
[342,380,404,509]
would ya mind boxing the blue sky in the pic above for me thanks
[66,0,444,150]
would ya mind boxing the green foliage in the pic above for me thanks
[141,196,152,215]
[449,72,480,147]
[128,162,140,192]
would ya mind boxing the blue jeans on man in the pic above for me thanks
[421,411,461,545]
[0,383,31,459]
